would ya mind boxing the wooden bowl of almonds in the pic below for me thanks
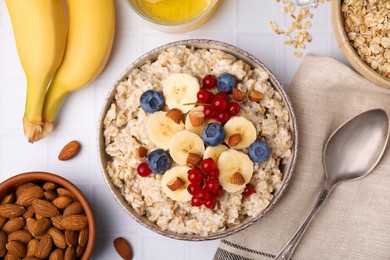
[0,172,95,259]
[332,0,390,88]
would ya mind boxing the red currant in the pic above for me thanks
[197,90,214,104]
[208,169,219,179]
[203,106,216,119]
[215,92,229,101]
[187,183,201,195]
[137,163,152,177]
[216,111,231,123]
[204,195,217,209]
[205,178,219,192]
[212,96,228,111]
[201,158,217,173]
[228,102,241,116]
[188,169,203,184]
[191,196,203,207]
[243,184,255,197]
[202,75,216,89]
[196,189,211,203]
[214,187,223,197]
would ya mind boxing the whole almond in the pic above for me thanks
[3,217,25,233]
[34,235,52,259]
[228,133,241,147]
[0,204,25,218]
[26,239,38,257]
[0,217,7,229]
[186,153,201,168]
[61,215,87,231]
[189,110,205,127]
[114,237,132,260]
[8,230,32,244]
[16,183,36,197]
[78,228,88,247]
[32,199,59,217]
[5,253,22,260]
[137,146,148,158]
[166,108,183,124]
[23,206,35,220]
[232,88,247,102]
[44,191,58,201]
[1,193,15,205]
[230,172,246,185]
[58,140,81,161]
[63,202,83,217]
[76,245,86,258]
[26,218,36,235]
[64,246,76,260]
[52,196,72,209]
[248,90,265,102]
[0,231,6,257]
[47,228,66,249]
[51,216,65,230]
[65,230,78,248]
[49,249,64,260]
[16,185,44,206]
[31,218,51,237]
[43,182,58,191]
[6,240,26,258]
[57,188,77,200]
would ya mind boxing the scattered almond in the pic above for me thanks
[65,230,78,248]
[231,172,246,185]
[0,204,25,218]
[78,228,88,247]
[3,217,25,233]
[16,185,44,206]
[1,193,15,205]
[248,90,265,102]
[61,215,88,231]
[167,177,186,192]
[186,153,201,168]
[232,88,247,102]
[137,146,148,158]
[189,110,205,127]
[63,202,83,217]
[32,200,59,218]
[228,134,241,147]
[114,237,132,260]
[35,235,52,259]
[49,249,64,260]
[26,239,38,257]
[47,228,66,249]
[52,196,72,209]
[31,218,51,237]
[7,230,32,244]
[64,246,76,260]
[43,182,58,191]
[166,108,183,124]
[58,140,81,161]
[6,240,26,258]
[0,231,6,257]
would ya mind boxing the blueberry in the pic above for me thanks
[249,140,270,163]
[147,149,172,173]
[216,73,236,94]
[140,90,164,113]
[202,123,225,146]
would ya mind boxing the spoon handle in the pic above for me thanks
[274,188,331,260]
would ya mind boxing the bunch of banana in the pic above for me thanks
[6,0,115,142]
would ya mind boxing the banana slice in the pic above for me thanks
[148,111,185,150]
[161,166,192,202]
[203,144,229,162]
[169,130,205,165]
[163,73,200,113]
[185,106,217,136]
[218,149,254,193]
[224,116,257,149]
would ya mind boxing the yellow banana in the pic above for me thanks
[5,0,67,143]
[40,0,116,141]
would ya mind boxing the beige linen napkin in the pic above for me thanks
[214,55,390,260]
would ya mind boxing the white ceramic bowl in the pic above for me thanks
[97,39,298,240]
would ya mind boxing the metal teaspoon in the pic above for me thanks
[275,109,389,260]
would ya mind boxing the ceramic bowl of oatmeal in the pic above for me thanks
[97,39,298,240]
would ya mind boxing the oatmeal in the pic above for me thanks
[103,46,293,236]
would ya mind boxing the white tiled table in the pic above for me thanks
[0,1,347,259]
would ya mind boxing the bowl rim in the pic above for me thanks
[123,0,221,26]
[97,39,298,241]
[331,0,390,89]
[0,172,96,259]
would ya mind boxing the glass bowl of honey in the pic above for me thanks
[125,0,221,33]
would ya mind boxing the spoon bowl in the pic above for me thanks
[276,109,389,260]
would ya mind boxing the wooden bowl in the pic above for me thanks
[0,172,95,259]
[332,0,390,89]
